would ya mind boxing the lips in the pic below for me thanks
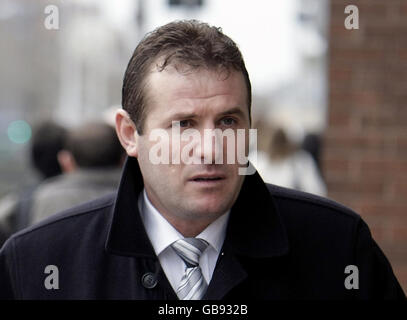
[189,173,226,182]
[193,177,223,182]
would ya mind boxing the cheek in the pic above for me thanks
[137,139,164,178]
[136,139,150,165]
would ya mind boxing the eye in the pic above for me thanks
[220,117,236,126]
[179,119,190,128]
[171,119,192,128]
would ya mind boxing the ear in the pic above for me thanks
[115,109,139,157]
[57,150,77,173]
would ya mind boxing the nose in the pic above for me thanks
[199,127,224,165]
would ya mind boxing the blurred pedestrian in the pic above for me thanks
[30,121,125,225]
[302,132,324,178]
[251,125,327,196]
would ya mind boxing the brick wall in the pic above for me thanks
[324,0,407,293]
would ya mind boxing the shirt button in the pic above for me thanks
[141,272,157,289]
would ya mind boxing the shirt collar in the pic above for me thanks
[138,189,182,255]
[196,210,229,253]
[139,188,230,256]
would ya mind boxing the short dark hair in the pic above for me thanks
[65,122,123,168]
[31,121,67,179]
[122,19,252,134]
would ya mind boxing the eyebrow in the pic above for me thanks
[218,107,246,118]
[168,107,246,120]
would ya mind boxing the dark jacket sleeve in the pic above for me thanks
[0,238,17,299]
[355,219,406,299]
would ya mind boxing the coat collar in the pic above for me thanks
[105,156,289,259]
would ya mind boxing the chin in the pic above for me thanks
[191,197,231,218]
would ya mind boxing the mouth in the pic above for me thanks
[189,174,226,184]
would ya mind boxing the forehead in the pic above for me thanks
[145,63,248,114]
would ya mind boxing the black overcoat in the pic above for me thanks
[0,157,404,299]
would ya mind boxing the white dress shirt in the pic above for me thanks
[138,189,230,292]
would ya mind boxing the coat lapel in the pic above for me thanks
[205,168,290,299]
[204,242,248,299]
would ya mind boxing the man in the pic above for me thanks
[0,20,404,299]
[29,121,125,225]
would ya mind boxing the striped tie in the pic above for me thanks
[171,238,209,300]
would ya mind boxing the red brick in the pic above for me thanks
[328,179,385,197]
[359,158,407,176]
[396,135,407,150]
[356,202,407,218]
[387,180,407,200]
[323,158,350,173]
[327,0,407,293]
[389,219,407,245]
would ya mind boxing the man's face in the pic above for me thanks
[136,65,250,226]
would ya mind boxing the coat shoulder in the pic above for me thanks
[5,192,116,246]
[267,183,360,218]
[265,183,362,235]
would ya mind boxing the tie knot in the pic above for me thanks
[171,238,209,268]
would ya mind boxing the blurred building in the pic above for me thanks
[0,0,140,196]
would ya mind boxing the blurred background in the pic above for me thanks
[0,0,405,293]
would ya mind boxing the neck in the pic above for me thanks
[143,188,225,238]
[163,215,214,237]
